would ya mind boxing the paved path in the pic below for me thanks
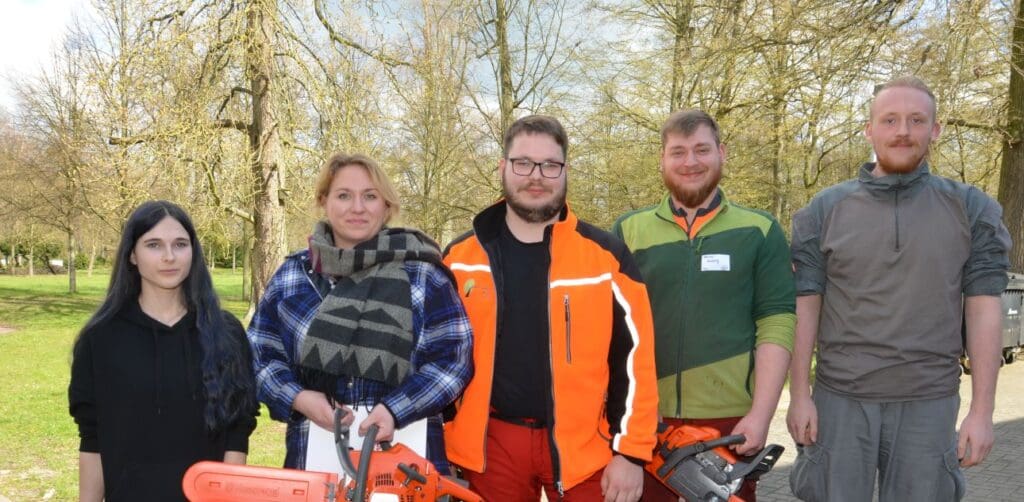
[757,361,1024,501]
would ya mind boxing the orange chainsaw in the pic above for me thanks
[646,422,784,502]
[182,409,482,502]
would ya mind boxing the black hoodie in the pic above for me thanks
[68,301,257,501]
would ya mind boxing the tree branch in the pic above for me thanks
[214,119,250,133]
[313,0,410,68]
[945,118,999,132]
[217,86,252,117]
[108,135,151,146]
[146,9,186,25]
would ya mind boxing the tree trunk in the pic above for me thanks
[494,0,514,141]
[246,0,286,303]
[669,0,695,112]
[997,0,1024,271]
[88,243,97,277]
[242,219,252,303]
[67,229,78,294]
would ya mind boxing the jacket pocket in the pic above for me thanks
[563,294,572,364]
[941,445,967,501]
[790,443,828,502]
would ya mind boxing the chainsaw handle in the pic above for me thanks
[657,433,748,478]
[333,408,360,480]
[333,408,379,502]
[718,434,747,447]
[728,444,785,483]
[353,424,378,502]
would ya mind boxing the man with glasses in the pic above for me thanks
[613,109,796,502]
[443,115,659,501]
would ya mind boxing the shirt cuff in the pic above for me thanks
[79,437,99,453]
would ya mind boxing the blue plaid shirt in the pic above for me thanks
[247,250,473,472]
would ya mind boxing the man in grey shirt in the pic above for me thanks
[787,76,1011,501]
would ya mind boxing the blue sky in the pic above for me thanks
[0,0,88,110]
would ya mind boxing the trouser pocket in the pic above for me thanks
[790,443,828,502]
[941,446,967,501]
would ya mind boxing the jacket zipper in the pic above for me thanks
[547,236,564,497]
[675,235,702,417]
[564,294,572,364]
[893,189,901,251]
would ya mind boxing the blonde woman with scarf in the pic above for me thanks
[247,153,473,474]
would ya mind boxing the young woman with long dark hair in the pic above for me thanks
[69,200,257,501]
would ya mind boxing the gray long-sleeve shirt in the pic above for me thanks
[791,163,1011,401]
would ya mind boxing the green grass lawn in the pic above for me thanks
[0,269,286,500]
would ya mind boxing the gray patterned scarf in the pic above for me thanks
[299,221,444,389]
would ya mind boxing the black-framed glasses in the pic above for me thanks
[508,158,565,178]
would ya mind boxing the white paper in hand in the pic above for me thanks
[303,407,428,475]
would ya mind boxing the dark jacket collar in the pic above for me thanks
[858,162,930,192]
[655,189,732,223]
[472,199,575,245]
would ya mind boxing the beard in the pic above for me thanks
[664,166,721,209]
[502,172,567,223]
[875,147,928,174]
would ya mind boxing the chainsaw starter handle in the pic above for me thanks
[398,463,428,484]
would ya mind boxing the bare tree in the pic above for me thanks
[998,0,1024,270]
[8,34,99,292]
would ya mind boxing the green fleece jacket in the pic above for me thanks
[612,191,795,418]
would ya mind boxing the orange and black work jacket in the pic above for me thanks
[442,201,659,491]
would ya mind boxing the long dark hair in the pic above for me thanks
[75,200,255,431]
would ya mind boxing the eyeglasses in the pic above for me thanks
[508,158,565,179]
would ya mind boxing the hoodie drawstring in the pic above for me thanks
[152,327,162,415]
[182,329,198,401]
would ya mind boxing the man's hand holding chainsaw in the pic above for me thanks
[601,454,644,502]
[732,343,791,455]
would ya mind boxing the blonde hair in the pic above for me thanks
[872,75,937,120]
[314,153,401,224]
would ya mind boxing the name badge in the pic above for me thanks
[701,254,730,272]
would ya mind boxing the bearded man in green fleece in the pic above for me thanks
[612,109,795,502]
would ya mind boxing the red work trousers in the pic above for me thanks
[641,416,757,502]
[461,417,604,501]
